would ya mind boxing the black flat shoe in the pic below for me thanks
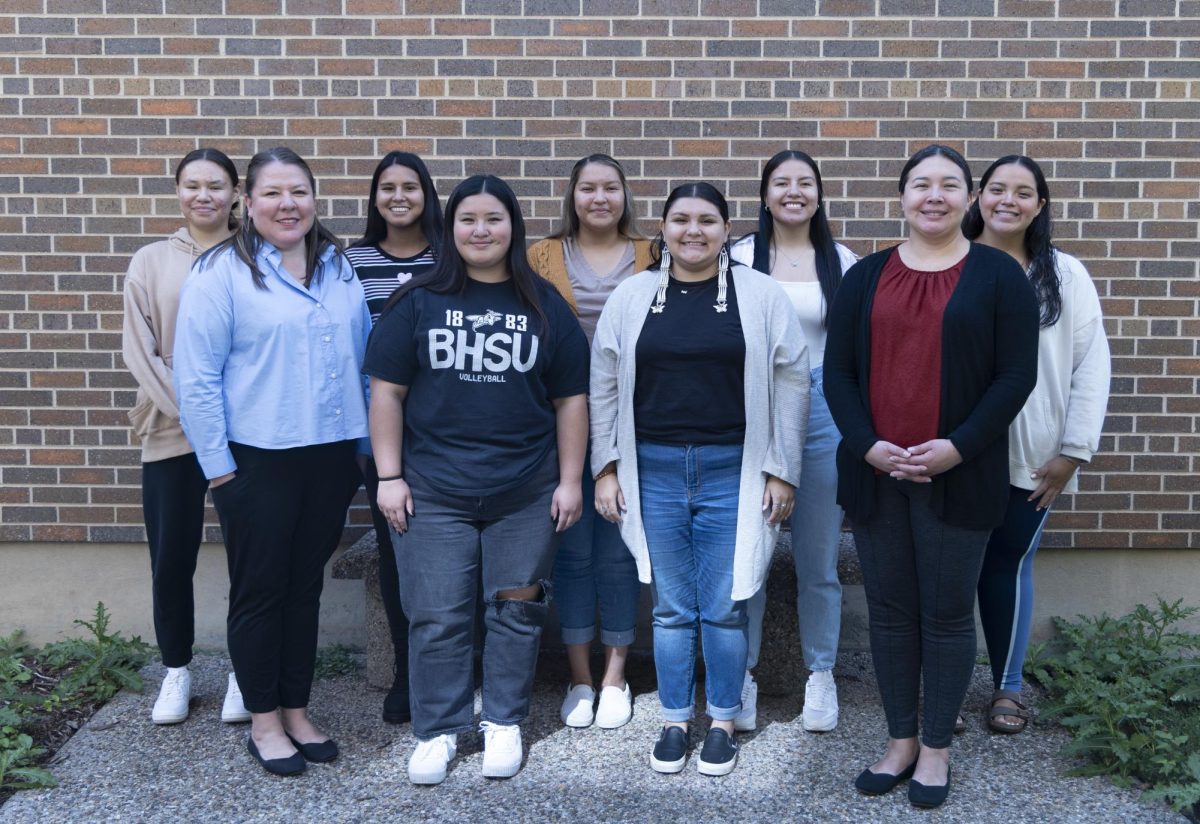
[286,733,339,763]
[383,682,411,725]
[909,765,952,809]
[854,761,916,795]
[247,736,306,776]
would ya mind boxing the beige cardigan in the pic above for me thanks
[527,237,655,314]
[589,263,811,600]
[121,228,203,462]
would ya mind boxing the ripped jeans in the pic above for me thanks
[392,453,560,740]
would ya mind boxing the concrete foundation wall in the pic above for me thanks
[2,542,1195,654]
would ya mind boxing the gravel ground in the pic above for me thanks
[0,651,1185,824]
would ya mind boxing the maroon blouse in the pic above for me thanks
[869,249,965,450]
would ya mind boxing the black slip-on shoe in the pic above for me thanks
[649,725,688,774]
[247,736,306,777]
[908,765,952,809]
[285,733,338,763]
[697,727,738,776]
[854,761,916,795]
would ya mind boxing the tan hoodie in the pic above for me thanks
[122,227,203,462]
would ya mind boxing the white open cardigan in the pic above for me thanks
[589,263,810,601]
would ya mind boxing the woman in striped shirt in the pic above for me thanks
[345,151,444,726]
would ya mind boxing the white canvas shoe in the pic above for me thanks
[560,683,596,727]
[480,722,522,778]
[408,733,457,785]
[802,670,839,732]
[733,670,757,732]
[594,683,633,729]
[151,667,191,725]
[221,672,251,723]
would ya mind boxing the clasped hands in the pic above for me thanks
[867,438,962,482]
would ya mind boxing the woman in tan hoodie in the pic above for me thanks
[122,148,247,726]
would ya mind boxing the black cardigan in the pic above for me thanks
[823,243,1039,530]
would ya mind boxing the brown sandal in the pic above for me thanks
[988,689,1031,734]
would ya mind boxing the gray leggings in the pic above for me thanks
[851,476,990,749]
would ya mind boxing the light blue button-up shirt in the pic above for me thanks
[174,241,371,479]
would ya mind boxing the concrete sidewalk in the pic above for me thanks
[0,651,1183,824]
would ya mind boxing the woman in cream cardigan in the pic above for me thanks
[590,182,808,777]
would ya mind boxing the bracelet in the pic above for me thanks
[593,466,616,482]
[377,474,404,482]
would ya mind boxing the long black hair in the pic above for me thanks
[350,151,444,252]
[963,154,1061,328]
[741,149,844,327]
[175,148,240,231]
[198,147,347,290]
[383,174,548,330]
[648,181,730,269]
[548,153,644,241]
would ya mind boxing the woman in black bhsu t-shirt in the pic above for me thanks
[363,175,589,786]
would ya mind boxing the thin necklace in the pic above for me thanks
[773,244,805,269]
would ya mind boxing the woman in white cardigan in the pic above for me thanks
[963,155,1110,734]
[590,182,808,777]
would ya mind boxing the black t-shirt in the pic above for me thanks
[345,243,437,324]
[634,273,746,444]
[363,277,589,496]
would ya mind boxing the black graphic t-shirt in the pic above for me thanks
[363,277,589,496]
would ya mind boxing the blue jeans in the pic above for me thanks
[637,441,746,723]
[746,366,843,672]
[553,452,640,647]
[393,455,559,740]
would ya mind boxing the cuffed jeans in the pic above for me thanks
[553,450,639,648]
[211,440,359,713]
[637,441,746,723]
[746,366,843,672]
[142,452,210,668]
[394,455,560,740]
[851,475,990,749]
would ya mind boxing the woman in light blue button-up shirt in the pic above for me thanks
[175,147,370,778]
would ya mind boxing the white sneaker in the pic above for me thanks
[151,666,191,725]
[560,683,596,727]
[221,672,251,723]
[480,721,523,778]
[802,670,839,732]
[594,683,633,729]
[408,733,457,785]
[733,670,757,732]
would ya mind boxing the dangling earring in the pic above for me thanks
[714,246,729,313]
[660,246,671,273]
[651,245,671,313]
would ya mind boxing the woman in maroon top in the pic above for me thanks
[824,145,1038,809]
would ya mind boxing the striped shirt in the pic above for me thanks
[345,243,437,324]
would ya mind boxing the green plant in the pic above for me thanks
[313,644,359,678]
[39,602,153,703]
[1027,597,1200,813]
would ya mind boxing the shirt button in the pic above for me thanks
[335,408,342,415]
[323,336,331,342]
[329,372,337,378]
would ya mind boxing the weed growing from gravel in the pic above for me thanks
[1027,597,1200,815]
[313,644,360,679]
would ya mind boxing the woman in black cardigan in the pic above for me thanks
[824,145,1039,809]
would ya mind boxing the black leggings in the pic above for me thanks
[362,457,410,682]
[142,453,209,668]
[852,476,990,749]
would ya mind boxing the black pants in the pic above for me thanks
[361,457,410,682]
[142,453,210,668]
[851,476,990,749]
[211,440,359,713]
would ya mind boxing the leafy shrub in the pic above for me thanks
[1027,597,1200,814]
[0,603,152,794]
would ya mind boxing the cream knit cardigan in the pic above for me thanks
[589,263,810,601]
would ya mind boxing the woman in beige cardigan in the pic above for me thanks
[528,154,653,731]
[122,148,248,727]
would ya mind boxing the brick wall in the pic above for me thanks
[1,2,1197,550]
